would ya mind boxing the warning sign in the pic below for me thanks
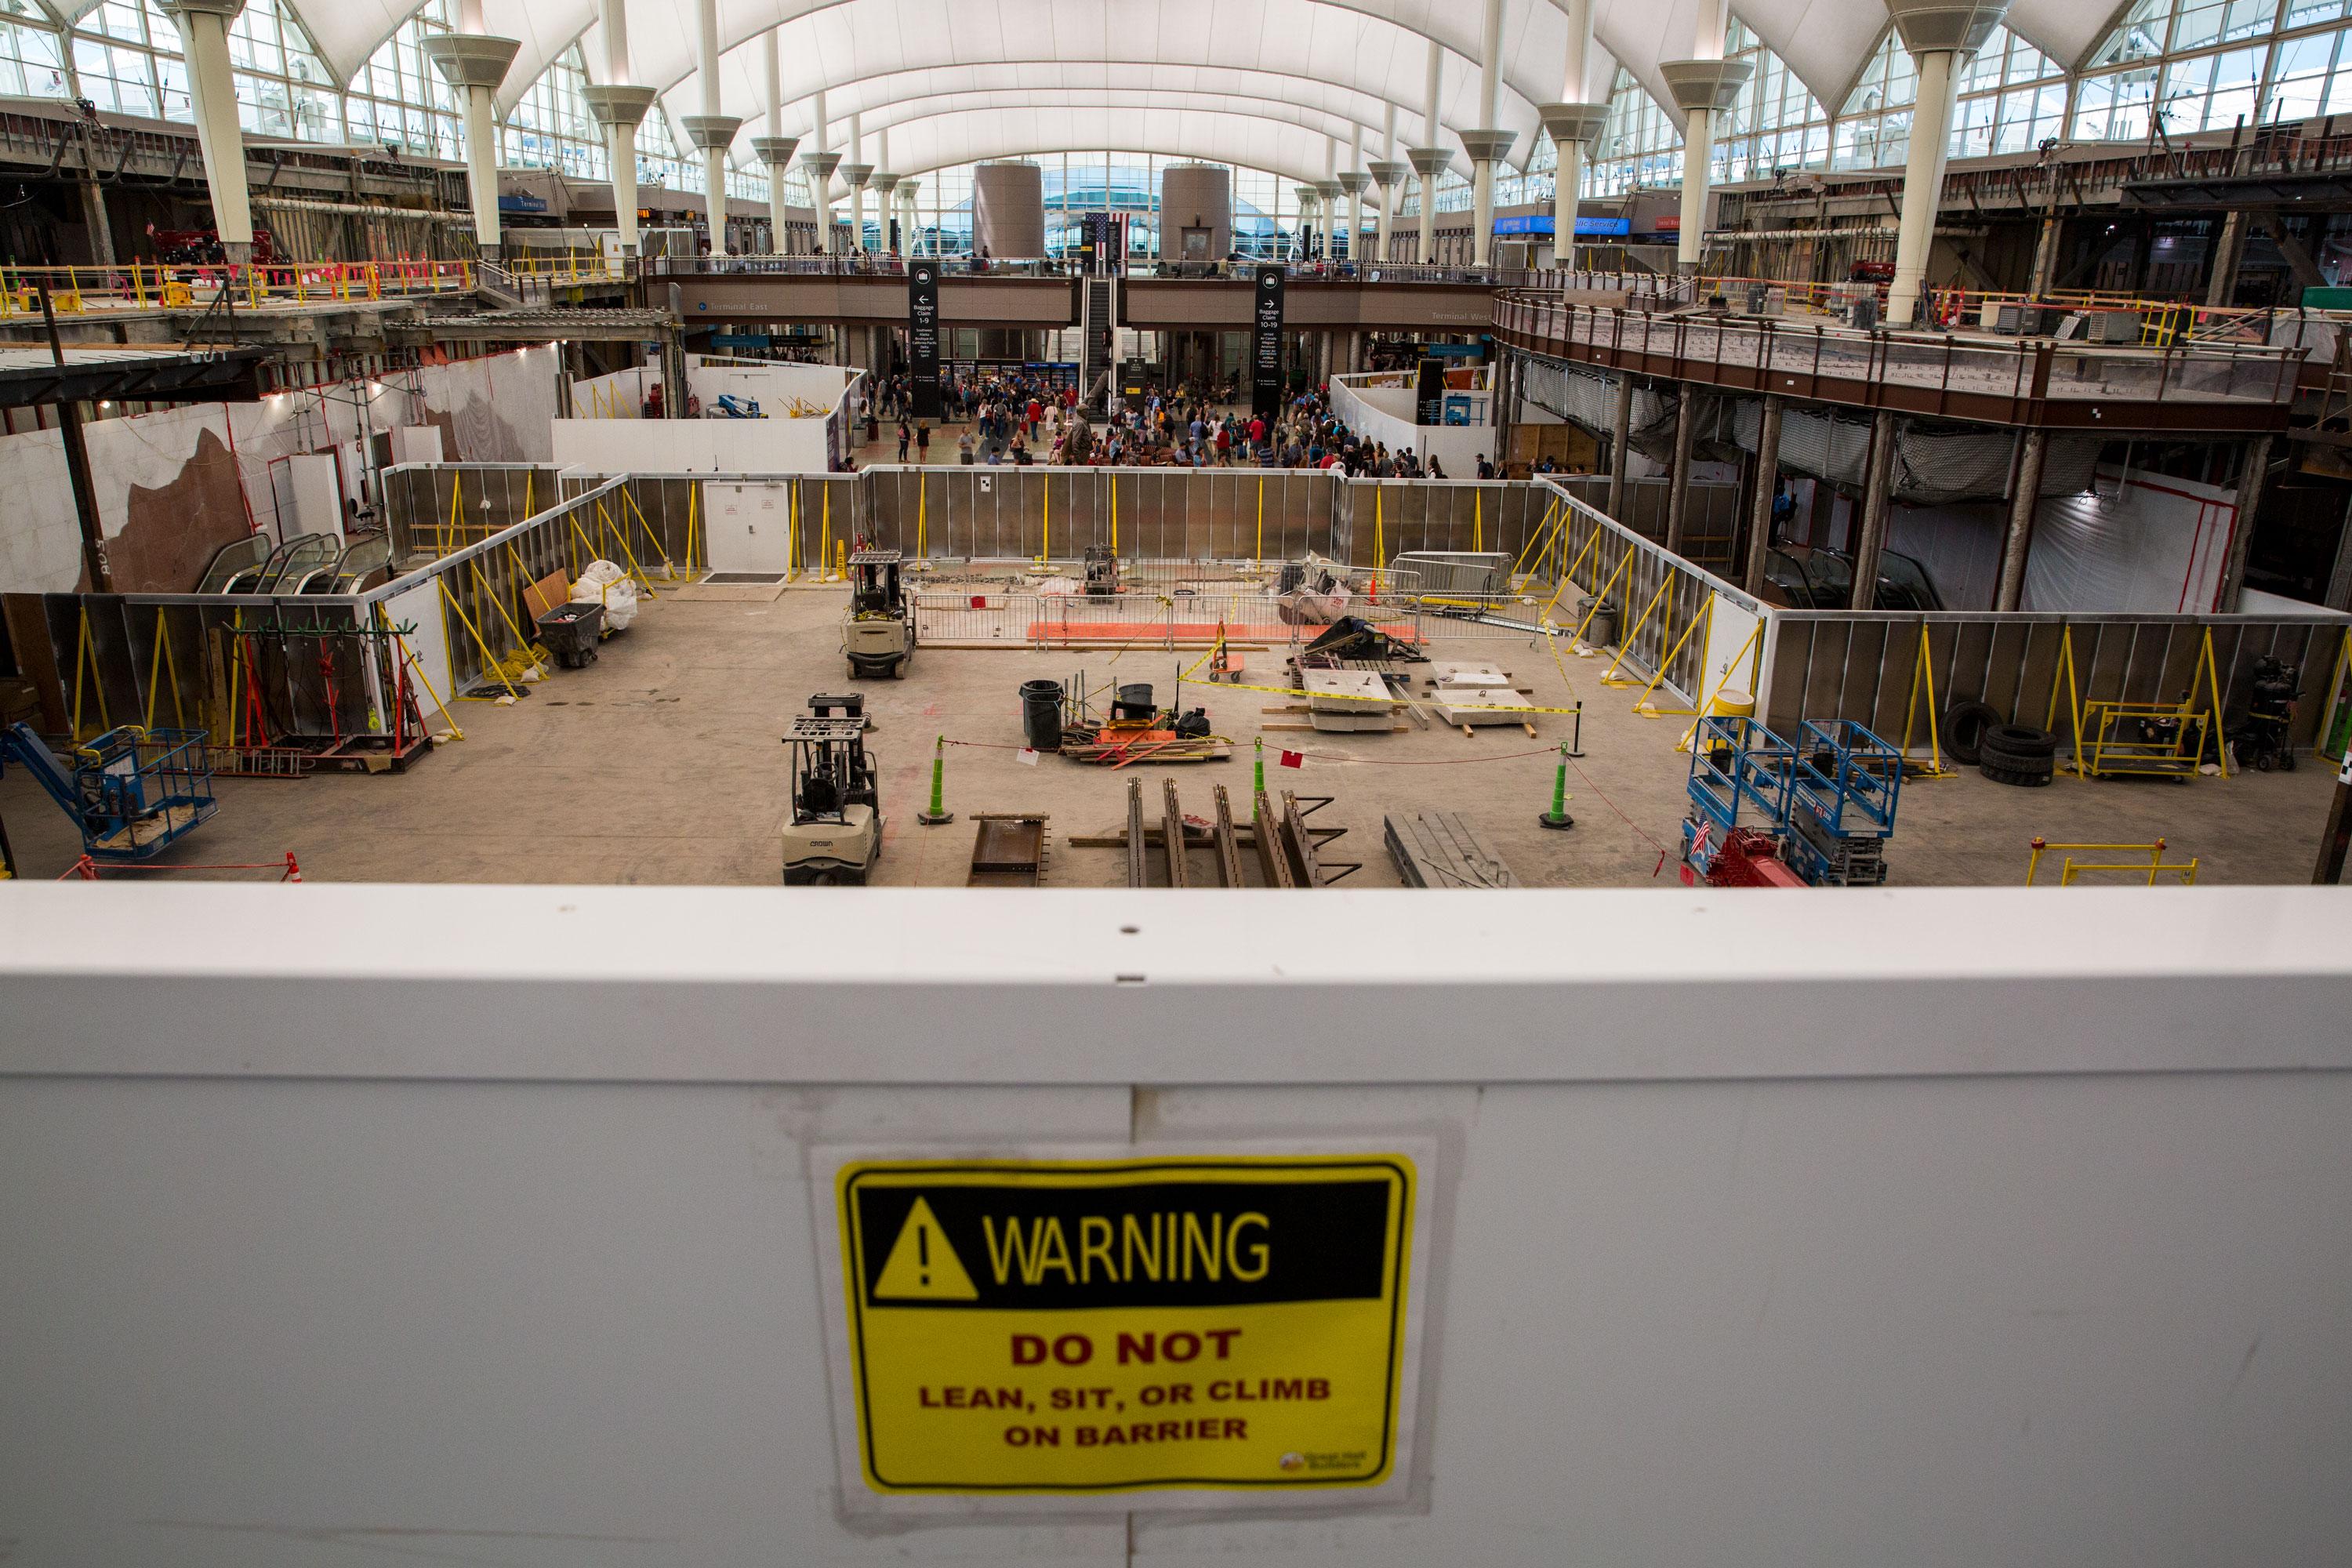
[822,1150,1425,1505]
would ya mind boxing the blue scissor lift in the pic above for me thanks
[1784,720,1901,887]
[1683,716,1798,881]
[0,723,218,862]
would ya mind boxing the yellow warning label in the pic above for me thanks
[835,1154,1416,1495]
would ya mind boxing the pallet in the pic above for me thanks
[1384,811,1522,888]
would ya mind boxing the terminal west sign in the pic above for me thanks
[816,1146,1432,1513]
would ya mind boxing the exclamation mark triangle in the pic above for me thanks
[873,1196,978,1300]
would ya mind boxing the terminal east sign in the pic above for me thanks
[815,1147,1432,1513]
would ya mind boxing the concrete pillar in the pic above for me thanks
[2214,434,2274,612]
[1993,427,2046,611]
[158,0,256,261]
[1318,177,1345,263]
[1294,186,1320,260]
[1406,148,1449,267]
[1665,388,1699,555]
[1606,372,1634,519]
[1883,0,2009,326]
[1744,394,1784,594]
[2205,210,2249,307]
[898,179,921,257]
[2324,490,2352,611]
[1659,59,1751,278]
[841,114,872,255]
[1459,129,1515,270]
[2028,213,2061,296]
[77,174,114,266]
[1849,411,1898,608]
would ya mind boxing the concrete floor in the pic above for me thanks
[6,578,2342,887]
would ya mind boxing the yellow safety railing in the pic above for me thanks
[0,258,481,316]
[2026,837,2200,887]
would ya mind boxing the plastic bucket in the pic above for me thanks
[1576,596,1619,647]
[1710,688,1755,719]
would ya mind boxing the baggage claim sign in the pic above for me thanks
[822,1152,1426,1508]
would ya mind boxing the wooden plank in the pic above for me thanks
[1125,778,1147,889]
[1211,785,1246,888]
[969,815,1047,886]
[1250,791,1297,887]
[1160,777,1189,889]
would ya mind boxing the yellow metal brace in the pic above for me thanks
[437,577,522,702]
[1633,593,1714,717]
[1899,623,1954,778]
[1599,571,1675,686]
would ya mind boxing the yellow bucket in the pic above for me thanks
[1709,688,1755,719]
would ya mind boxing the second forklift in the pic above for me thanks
[843,548,914,680]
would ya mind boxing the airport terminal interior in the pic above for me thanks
[0,0,2349,1563]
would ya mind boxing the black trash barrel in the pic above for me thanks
[1020,678,1065,752]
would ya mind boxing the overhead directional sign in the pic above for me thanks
[820,1149,1427,1511]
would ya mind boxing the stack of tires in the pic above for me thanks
[1945,701,2060,786]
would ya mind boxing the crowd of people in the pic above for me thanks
[860,369,1494,477]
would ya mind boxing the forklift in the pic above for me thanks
[1083,543,1120,600]
[781,695,883,884]
[843,548,913,679]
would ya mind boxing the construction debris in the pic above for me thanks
[1081,780,1355,887]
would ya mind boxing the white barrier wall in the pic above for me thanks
[550,416,831,474]
[1330,372,1495,479]
[2,884,2349,1567]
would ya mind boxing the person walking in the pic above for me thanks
[916,423,931,463]
[896,420,911,463]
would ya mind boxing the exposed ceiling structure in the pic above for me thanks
[71,0,2131,187]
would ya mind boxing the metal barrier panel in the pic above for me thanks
[382,463,562,561]
[1765,612,2352,748]
[1535,478,1768,706]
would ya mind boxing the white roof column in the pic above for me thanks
[804,89,840,255]
[748,27,796,254]
[423,19,523,262]
[1294,184,1320,261]
[1371,103,1403,264]
[1540,0,1608,274]
[681,0,742,255]
[896,178,922,256]
[1885,0,2013,326]
[1659,59,1751,277]
[582,0,652,260]
[1459,0,1512,268]
[1660,0,1744,278]
[1410,38,1446,266]
[1316,139,1343,264]
[155,0,255,264]
[841,114,873,255]
[871,129,901,254]
[1339,125,1368,265]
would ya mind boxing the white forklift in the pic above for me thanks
[843,549,913,680]
[781,695,882,885]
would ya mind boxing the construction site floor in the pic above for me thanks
[4,582,2343,887]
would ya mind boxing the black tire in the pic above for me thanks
[1980,740,2056,775]
[1986,723,2058,759]
[1981,760,2053,787]
[2281,750,2298,771]
[783,868,812,886]
[1942,700,1999,766]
